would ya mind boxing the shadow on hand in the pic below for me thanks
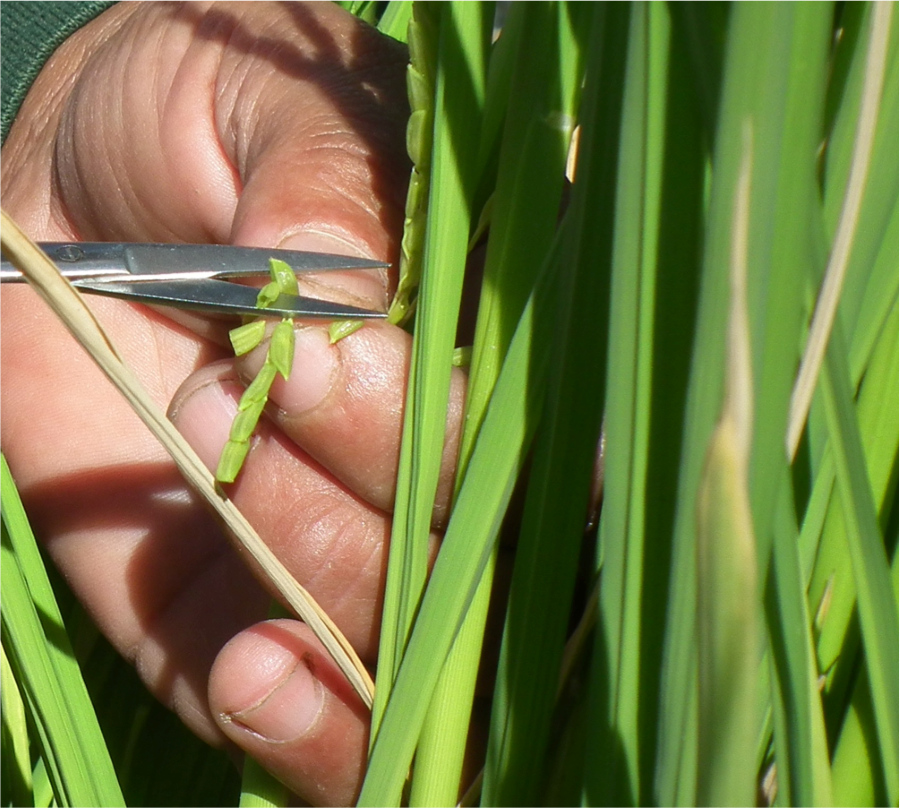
[163,1,411,263]
[24,461,270,736]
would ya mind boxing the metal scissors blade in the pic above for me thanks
[0,242,388,319]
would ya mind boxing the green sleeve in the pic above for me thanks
[1,1,116,143]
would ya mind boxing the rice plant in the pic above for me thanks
[2,2,897,806]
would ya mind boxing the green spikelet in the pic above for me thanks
[388,2,440,326]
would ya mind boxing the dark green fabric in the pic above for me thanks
[2,1,116,143]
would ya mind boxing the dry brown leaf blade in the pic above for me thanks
[0,210,374,707]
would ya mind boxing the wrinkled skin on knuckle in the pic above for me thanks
[41,1,410,246]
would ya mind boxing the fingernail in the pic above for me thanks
[170,378,241,472]
[240,327,338,415]
[223,636,324,742]
[278,230,371,260]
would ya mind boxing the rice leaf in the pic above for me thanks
[412,4,589,801]
[369,2,442,712]
[807,300,898,704]
[377,2,414,43]
[766,485,833,807]
[417,3,588,804]
[830,662,889,807]
[577,4,706,804]
[482,5,621,805]
[1,640,33,807]
[2,455,125,807]
[32,757,54,808]
[372,4,489,774]
[667,2,729,142]
[334,0,379,27]
[694,414,761,808]
[460,3,582,459]
[358,225,566,808]
[239,745,291,808]
[820,323,899,805]
[692,121,759,808]
[848,202,898,385]
[655,7,833,801]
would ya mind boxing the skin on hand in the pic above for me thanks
[0,3,466,804]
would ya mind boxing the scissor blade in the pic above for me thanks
[122,243,388,279]
[1,242,389,282]
[74,278,386,319]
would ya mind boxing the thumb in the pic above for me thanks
[222,4,410,309]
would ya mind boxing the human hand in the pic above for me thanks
[1,3,466,803]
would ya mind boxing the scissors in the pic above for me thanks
[0,242,388,320]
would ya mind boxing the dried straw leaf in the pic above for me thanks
[0,210,374,708]
[786,2,893,458]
